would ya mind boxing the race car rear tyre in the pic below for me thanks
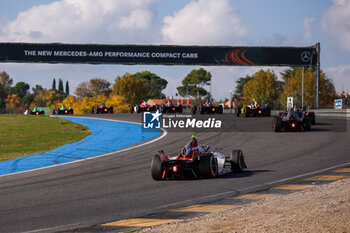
[151,154,164,180]
[178,105,183,113]
[192,106,197,114]
[199,154,218,178]
[309,112,316,125]
[230,150,246,173]
[218,105,223,114]
[273,117,282,132]
[265,107,271,117]
[303,117,311,131]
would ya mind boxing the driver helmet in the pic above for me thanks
[294,105,299,113]
[182,135,198,157]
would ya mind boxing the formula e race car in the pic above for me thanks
[91,103,113,114]
[151,136,247,180]
[52,105,73,115]
[160,99,183,113]
[273,108,311,132]
[238,99,271,117]
[241,105,271,117]
[131,101,158,113]
[30,107,45,115]
[192,101,223,114]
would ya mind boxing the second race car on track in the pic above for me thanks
[91,103,113,114]
[273,107,311,132]
[160,99,183,113]
[238,99,271,117]
[52,105,73,115]
[131,101,158,113]
[192,100,223,114]
[30,107,45,115]
[151,135,247,180]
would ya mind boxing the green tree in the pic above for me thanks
[176,68,211,97]
[0,97,5,109]
[134,71,168,99]
[75,81,93,98]
[89,78,111,96]
[22,94,34,107]
[234,75,254,97]
[52,78,56,90]
[112,73,147,105]
[65,80,70,95]
[58,79,64,93]
[9,81,30,98]
[32,85,44,97]
[31,89,62,109]
[279,67,335,108]
[242,70,279,107]
[177,85,208,97]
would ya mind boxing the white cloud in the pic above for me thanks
[161,0,248,45]
[325,65,350,93]
[303,17,316,41]
[323,0,350,52]
[0,0,159,43]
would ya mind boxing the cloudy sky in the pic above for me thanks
[0,0,349,100]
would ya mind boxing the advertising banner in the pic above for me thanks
[0,42,317,66]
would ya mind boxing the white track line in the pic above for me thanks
[0,116,167,178]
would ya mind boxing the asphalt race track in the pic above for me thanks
[0,114,349,233]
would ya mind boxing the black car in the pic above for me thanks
[131,101,158,113]
[273,110,311,132]
[241,105,271,117]
[30,107,45,115]
[160,100,183,113]
[52,106,73,115]
[192,101,223,114]
[91,103,113,114]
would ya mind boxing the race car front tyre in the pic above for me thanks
[230,150,247,173]
[151,154,164,180]
[199,154,218,178]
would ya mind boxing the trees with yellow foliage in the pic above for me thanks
[279,67,335,108]
[56,94,129,114]
[112,73,147,105]
[30,90,62,109]
[6,94,22,109]
[105,94,129,113]
[242,70,279,107]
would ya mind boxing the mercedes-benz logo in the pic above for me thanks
[301,51,311,62]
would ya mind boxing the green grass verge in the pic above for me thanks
[0,114,91,161]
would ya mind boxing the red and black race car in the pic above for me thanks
[273,108,311,132]
[91,103,113,114]
[131,101,158,113]
[192,101,223,114]
[151,136,247,180]
[160,99,183,113]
